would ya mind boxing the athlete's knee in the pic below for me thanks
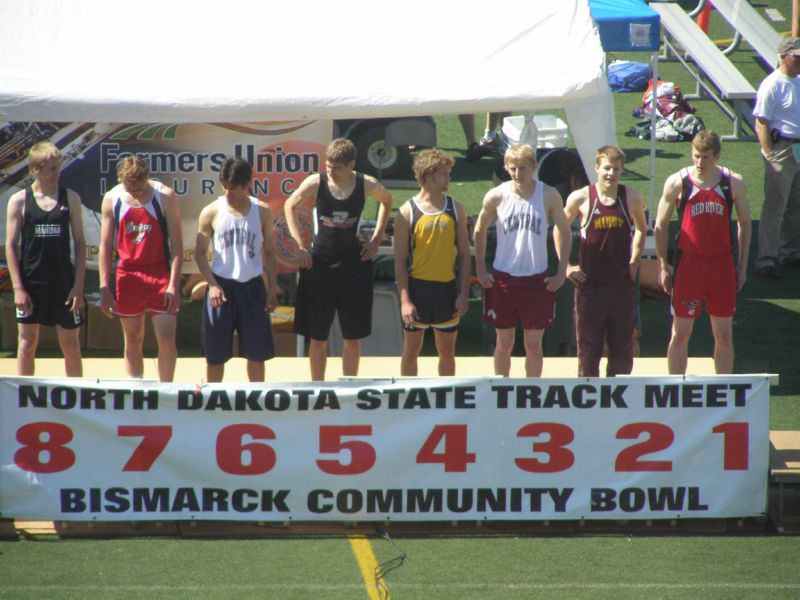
[17,332,38,354]
[343,339,361,351]
[523,335,543,359]
[713,327,733,347]
[57,330,81,353]
[494,330,514,354]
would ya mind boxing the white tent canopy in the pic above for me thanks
[0,0,615,178]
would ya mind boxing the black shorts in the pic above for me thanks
[294,254,373,341]
[201,275,275,365]
[16,282,83,329]
[404,277,459,332]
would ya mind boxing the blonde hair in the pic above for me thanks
[504,143,537,167]
[117,155,150,184]
[692,130,721,155]
[28,142,61,170]
[595,144,625,166]
[326,138,357,165]
[412,148,455,185]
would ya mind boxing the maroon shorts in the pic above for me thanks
[672,252,736,318]
[483,269,555,330]
[115,267,172,317]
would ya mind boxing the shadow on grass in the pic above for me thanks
[736,297,800,395]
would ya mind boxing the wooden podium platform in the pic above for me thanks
[0,356,717,382]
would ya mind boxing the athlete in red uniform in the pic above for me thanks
[99,156,183,381]
[655,131,751,374]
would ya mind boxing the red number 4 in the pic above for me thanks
[416,424,476,472]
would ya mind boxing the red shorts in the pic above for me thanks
[483,269,555,330]
[115,267,172,317]
[672,252,736,318]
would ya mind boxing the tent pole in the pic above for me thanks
[649,51,658,231]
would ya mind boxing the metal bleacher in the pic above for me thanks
[707,0,782,68]
[651,1,757,140]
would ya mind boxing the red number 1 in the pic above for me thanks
[712,422,749,470]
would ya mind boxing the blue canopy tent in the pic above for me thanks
[589,0,661,223]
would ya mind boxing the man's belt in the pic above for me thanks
[775,131,800,143]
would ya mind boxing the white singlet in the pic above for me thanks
[492,180,548,276]
[210,196,264,282]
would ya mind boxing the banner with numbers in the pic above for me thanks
[0,375,770,521]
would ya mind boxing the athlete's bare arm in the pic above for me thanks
[655,173,682,294]
[454,200,471,316]
[284,173,320,269]
[393,201,418,325]
[4,189,31,314]
[66,190,87,312]
[473,186,503,288]
[563,186,590,285]
[159,184,183,315]
[259,202,279,312]
[194,201,225,306]
[729,172,751,291]
[626,187,648,280]
[98,191,117,318]
[544,185,569,292]
[362,175,394,262]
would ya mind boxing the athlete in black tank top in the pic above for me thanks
[311,172,366,261]
[21,185,75,293]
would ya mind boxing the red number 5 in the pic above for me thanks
[317,425,376,475]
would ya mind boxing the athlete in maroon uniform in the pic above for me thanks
[655,131,751,375]
[564,145,647,377]
[99,156,183,382]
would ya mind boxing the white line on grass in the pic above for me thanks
[4,582,800,592]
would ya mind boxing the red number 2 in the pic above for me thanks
[615,422,673,472]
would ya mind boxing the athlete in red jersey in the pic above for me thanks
[99,156,183,382]
[564,145,647,377]
[655,130,751,374]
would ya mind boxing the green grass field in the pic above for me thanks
[2,2,800,598]
[2,534,800,599]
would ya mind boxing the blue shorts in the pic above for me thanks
[201,275,275,365]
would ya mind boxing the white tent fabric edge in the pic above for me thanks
[0,0,616,183]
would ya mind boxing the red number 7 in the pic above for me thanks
[118,425,173,472]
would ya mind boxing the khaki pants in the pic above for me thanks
[758,140,800,268]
